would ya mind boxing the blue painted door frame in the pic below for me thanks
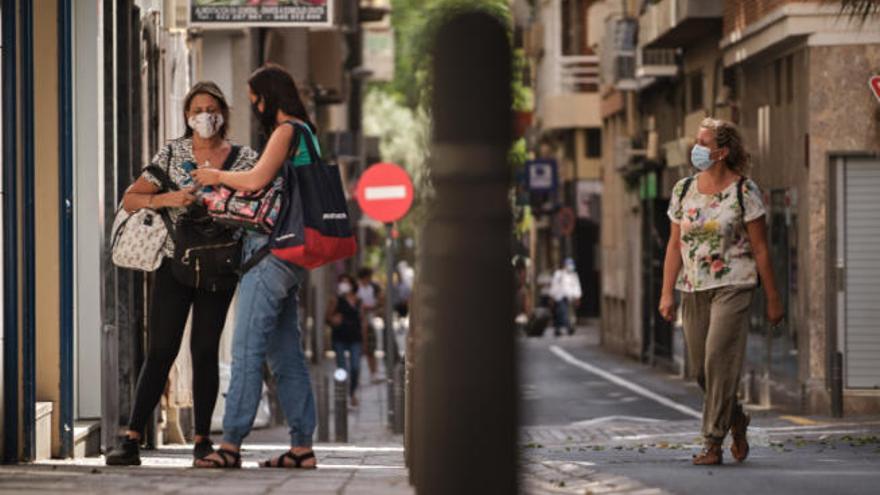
[58,0,75,459]
[1,0,21,464]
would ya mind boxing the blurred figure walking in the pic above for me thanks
[549,258,582,336]
[327,273,363,407]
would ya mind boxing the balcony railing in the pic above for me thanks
[639,0,723,48]
[558,55,600,93]
[636,47,678,79]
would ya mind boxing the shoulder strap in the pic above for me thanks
[238,244,270,275]
[144,164,178,192]
[736,176,747,222]
[143,144,178,192]
[222,144,242,171]
[678,176,694,205]
[281,120,320,163]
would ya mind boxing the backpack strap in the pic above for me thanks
[676,176,694,219]
[736,176,747,223]
[678,176,694,204]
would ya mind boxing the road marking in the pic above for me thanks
[570,415,663,427]
[549,345,702,419]
[780,415,822,426]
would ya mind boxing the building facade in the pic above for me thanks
[596,0,880,415]
[2,0,371,463]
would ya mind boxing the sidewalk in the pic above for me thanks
[0,366,413,495]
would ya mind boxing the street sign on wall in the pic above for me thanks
[189,0,332,28]
[355,163,414,223]
[871,75,880,103]
[526,159,558,193]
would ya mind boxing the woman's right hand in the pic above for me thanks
[658,292,676,322]
[156,188,197,208]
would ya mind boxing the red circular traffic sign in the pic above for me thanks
[355,162,414,223]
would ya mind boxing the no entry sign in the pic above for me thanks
[355,162,414,223]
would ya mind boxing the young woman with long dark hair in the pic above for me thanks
[191,64,320,469]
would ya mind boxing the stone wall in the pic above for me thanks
[806,42,880,414]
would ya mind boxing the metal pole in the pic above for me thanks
[831,351,843,417]
[334,369,349,443]
[393,360,405,434]
[316,373,330,442]
[413,11,516,494]
[385,222,395,428]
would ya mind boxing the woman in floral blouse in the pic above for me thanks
[659,118,784,466]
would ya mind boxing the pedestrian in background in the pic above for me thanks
[191,64,319,469]
[357,267,383,382]
[549,257,582,336]
[327,273,364,407]
[105,82,258,467]
[659,117,784,465]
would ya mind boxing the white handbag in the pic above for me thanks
[110,163,174,272]
[110,205,169,272]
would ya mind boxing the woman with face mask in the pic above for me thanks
[105,82,259,466]
[326,274,364,407]
[659,118,783,466]
[191,64,321,469]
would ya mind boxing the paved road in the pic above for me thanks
[519,329,880,495]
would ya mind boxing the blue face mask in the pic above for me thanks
[691,144,714,171]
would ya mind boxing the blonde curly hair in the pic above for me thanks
[700,117,751,175]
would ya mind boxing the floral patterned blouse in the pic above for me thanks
[667,175,766,292]
[141,137,259,256]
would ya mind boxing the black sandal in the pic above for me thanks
[260,450,317,469]
[194,448,241,469]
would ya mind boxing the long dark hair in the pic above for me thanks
[248,64,316,137]
[183,81,230,139]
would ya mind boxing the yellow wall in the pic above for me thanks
[33,0,62,458]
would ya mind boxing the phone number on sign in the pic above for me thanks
[193,6,327,23]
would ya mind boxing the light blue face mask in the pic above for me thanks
[691,144,714,171]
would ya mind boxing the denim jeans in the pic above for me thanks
[333,340,362,397]
[554,298,572,335]
[222,233,316,447]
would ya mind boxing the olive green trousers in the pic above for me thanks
[681,287,753,445]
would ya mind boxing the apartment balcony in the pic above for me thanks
[537,55,602,131]
[636,47,678,79]
[639,0,723,49]
[599,17,638,91]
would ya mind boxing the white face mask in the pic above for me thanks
[338,282,352,295]
[187,112,224,139]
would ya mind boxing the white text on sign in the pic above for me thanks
[364,186,407,201]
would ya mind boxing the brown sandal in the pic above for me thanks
[194,448,241,469]
[260,450,317,469]
[692,444,723,465]
[730,409,751,462]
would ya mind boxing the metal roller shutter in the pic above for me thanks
[844,158,880,389]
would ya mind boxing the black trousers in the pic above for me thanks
[127,261,235,438]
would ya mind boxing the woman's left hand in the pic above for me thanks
[191,168,222,186]
[767,293,785,327]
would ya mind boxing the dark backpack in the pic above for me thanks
[153,144,243,291]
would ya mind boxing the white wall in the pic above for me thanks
[73,0,103,419]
